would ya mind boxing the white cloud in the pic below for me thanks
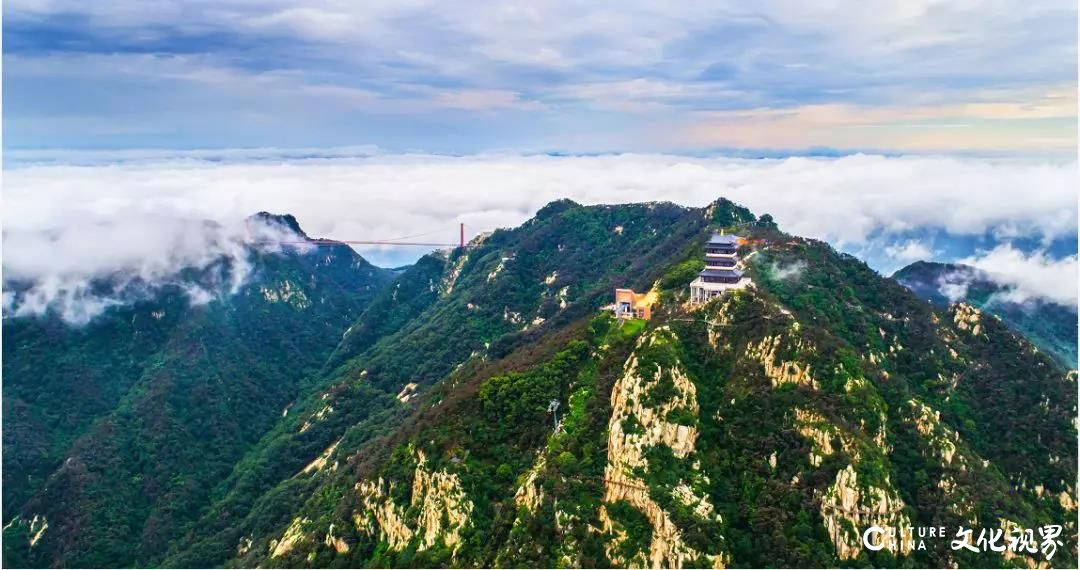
[885,240,935,263]
[675,89,1078,153]
[960,245,1078,307]
[770,260,807,281]
[937,275,972,304]
[4,1,1075,153]
[3,213,306,324]
[3,151,1076,321]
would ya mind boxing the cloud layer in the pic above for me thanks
[4,1,1076,152]
[960,245,1078,307]
[4,151,1076,322]
[3,213,304,324]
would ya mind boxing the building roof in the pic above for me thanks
[707,234,739,246]
[699,268,743,278]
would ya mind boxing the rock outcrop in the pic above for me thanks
[28,515,47,548]
[353,449,474,554]
[301,438,341,474]
[746,335,819,389]
[820,465,911,560]
[793,408,859,466]
[514,456,546,514]
[909,399,960,466]
[952,303,983,336]
[260,280,312,309]
[269,517,310,559]
[355,479,414,550]
[600,328,726,569]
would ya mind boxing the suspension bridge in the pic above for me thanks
[253,223,473,249]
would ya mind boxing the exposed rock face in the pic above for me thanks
[1060,490,1077,511]
[269,517,310,558]
[672,482,718,520]
[260,280,311,309]
[952,303,983,336]
[746,335,819,389]
[703,297,737,348]
[503,307,524,324]
[600,328,726,569]
[355,479,414,550]
[353,450,474,554]
[441,254,468,296]
[396,383,418,404]
[999,519,1051,569]
[820,466,912,560]
[301,438,341,474]
[793,408,858,466]
[28,515,47,548]
[909,399,960,466]
[487,255,511,282]
[411,451,473,550]
[324,524,349,554]
[299,403,334,433]
[514,456,546,513]
[236,535,253,556]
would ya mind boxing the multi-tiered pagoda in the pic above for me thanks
[689,233,748,304]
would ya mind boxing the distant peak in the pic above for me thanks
[535,199,581,219]
[707,198,756,226]
[248,212,307,238]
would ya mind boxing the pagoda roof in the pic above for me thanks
[707,234,739,246]
[699,268,743,278]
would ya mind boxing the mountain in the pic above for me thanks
[894,261,1077,368]
[4,200,1076,569]
[2,214,395,568]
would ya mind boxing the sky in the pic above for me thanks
[2,2,1077,322]
[4,0,1077,154]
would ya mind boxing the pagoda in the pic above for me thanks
[689,233,749,304]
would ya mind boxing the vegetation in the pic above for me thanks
[4,199,1075,569]
[894,260,1077,367]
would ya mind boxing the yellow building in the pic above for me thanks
[614,288,657,320]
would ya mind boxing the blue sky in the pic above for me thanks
[4,0,1077,154]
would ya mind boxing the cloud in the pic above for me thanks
[3,214,306,324]
[959,245,1078,307]
[3,1,1075,152]
[4,148,1075,273]
[674,91,1077,153]
[769,260,807,282]
[431,90,544,112]
[885,240,936,263]
[936,273,973,304]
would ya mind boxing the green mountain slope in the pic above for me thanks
[894,261,1077,368]
[181,201,1072,568]
[162,199,750,568]
[2,214,395,568]
[5,201,1075,568]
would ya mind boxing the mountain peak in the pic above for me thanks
[707,197,756,226]
[894,259,1077,367]
[248,211,307,238]
[535,198,581,219]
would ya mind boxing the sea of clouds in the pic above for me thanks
[3,151,1076,323]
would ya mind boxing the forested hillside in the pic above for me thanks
[2,214,394,567]
[3,201,1075,569]
[894,261,1078,368]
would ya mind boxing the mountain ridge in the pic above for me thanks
[4,200,1076,569]
[893,260,1077,367]
[2,222,395,567]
